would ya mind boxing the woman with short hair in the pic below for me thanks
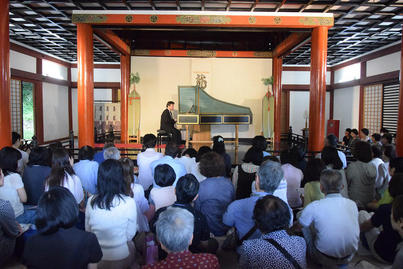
[85,159,137,269]
[23,186,102,269]
[321,146,349,198]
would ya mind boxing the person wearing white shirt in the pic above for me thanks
[86,159,137,268]
[370,145,390,196]
[45,149,84,204]
[150,142,186,188]
[176,148,197,173]
[189,146,211,183]
[12,132,29,174]
[137,134,163,190]
[73,145,99,195]
[149,164,177,211]
[298,169,359,267]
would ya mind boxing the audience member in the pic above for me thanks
[150,142,186,188]
[195,152,234,236]
[85,159,137,268]
[390,195,403,269]
[0,168,20,267]
[23,187,102,269]
[371,145,390,199]
[291,145,307,172]
[93,142,114,164]
[190,146,211,182]
[22,147,51,205]
[350,129,360,155]
[151,174,217,253]
[240,195,307,269]
[383,144,397,171]
[381,133,393,146]
[280,150,303,208]
[177,148,197,173]
[299,169,359,267]
[342,128,352,147]
[137,134,163,190]
[380,128,389,136]
[360,128,372,143]
[212,135,232,177]
[359,173,403,263]
[321,146,348,198]
[372,133,382,147]
[73,145,99,195]
[144,207,220,269]
[149,164,177,211]
[346,141,376,208]
[0,147,35,224]
[302,159,326,207]
[224,160,292,240]
[252,135,270,157]
[325,134,347,169]
[232,146,263,199]
[103,146,120,160]
[45,149,84,204]
[120,158,153,232]
[12,132,29,174]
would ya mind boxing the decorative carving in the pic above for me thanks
[186,50,216,57]
[274,17,282,25]
[232,51,238,57]
[254,52,273,57]
[299,17,333,26]
[165,50,171,56]
[125,15,133,23]
[196,74,207,90]
[72,14,107,23]
[248,17,256,24]
[176,15,231,25]
[134,50,150,56]
[150,15,158,23]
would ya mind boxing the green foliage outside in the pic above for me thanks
[22,82,34,140]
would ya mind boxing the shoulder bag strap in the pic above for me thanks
[239,225,258,243]
[265,238,302,269]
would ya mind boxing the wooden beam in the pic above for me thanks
[11,69,70,86]
[133,49,272,58]
[94,29,130,56]
[71,82,120,88]
[273,32,310,58]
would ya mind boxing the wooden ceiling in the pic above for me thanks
[9,1,403,65]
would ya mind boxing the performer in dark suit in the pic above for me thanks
[160,101,182,144]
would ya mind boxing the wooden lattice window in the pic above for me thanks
[10,79,22,135]
[363,84,383,135]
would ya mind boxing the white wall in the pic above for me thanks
[132,56,271,138]
[367,51,401,77]
[334,63,360,83]
[282,70,331,85]
[43,83,69,141]
[42,59,67,80]
[94,88,112,102]
[289,91,330,135]
[333,86,360,139]
[10,50,36,73]
[71,67,121,82]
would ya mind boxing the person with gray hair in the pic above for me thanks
[143,207,219,269]
[103,147,120,161]
[223,160,293,242]
[298,169,359,267]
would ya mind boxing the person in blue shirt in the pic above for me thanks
[93,143,114,164]
[150,142,186,188]
[73,146,99,195]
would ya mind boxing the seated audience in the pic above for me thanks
[22,147,51,205]
[240,195,307,269]
[280,150,304,208]
[224,160,292,240]
[137,134,163,190]
[151,174,217,253]
[252,135,270,157]
[120,158,153,231]
[190,146,211,182]
[23,187,102,269]
[299,169,359,267]
[302,159,326,207]
[321,146,348,198]
[291,145,307,172]
[381,133,393,147]
[232,146,263,200]
[212,135,232,177]
[85,159,137,268]
[195,152,234,236]
[149,164,177,211]
[45,149,84,204]
[360,128,372,143]
[177,148,197,173]
[0,147,35,224]
[0,169,20,267]
[359,173,403,264]
[325,134,347,169]
[346,141,376,208]
[93,142,115,164]
[103,146,120,161]
[371,145,390,198]
[372,133,382,147]
[150,142,186,188]
[390,195,403,269]
[12,132,29,174]
[350,129,360,155]
[380,127,389,136]
[383,144,397,171]
[73,145,99,195]
[144,207,219,269]
[342,128,352,147]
